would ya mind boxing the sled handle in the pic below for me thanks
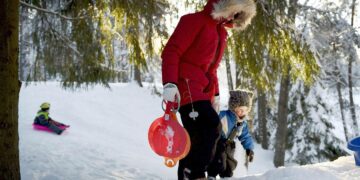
[162,99,180,114]
[165,158,178,168]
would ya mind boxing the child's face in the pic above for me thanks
[234,106,249,118]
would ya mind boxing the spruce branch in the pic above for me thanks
[20,1,87,20]
[42,15,82,57]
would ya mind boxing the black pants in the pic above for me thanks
[177,101,222,180]
[207,139,238,178]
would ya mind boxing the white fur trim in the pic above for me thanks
[211,0,256,30]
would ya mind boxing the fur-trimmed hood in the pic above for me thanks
[204,0,256,30]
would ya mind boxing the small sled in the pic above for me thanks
[148,101,191,167]
[33,121,70,134]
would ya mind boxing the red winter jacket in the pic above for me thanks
[162,0,228,106]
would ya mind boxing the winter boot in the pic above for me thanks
[57,129,64,135]
[183,168,191,180]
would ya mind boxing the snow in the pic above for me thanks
[19,83,359,180]
[240,156,360,180]
[19,82,173,179]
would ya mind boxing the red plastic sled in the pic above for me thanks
[148,101,191,167]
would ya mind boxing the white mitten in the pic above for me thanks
[163,83,180,102]
[212,95,220,113]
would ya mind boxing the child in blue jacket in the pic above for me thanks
[207,90,255,179]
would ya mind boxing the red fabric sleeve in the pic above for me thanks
[161,15,203,84]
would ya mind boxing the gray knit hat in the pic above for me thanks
[228,89,253,111]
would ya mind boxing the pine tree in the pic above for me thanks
[231,0,319,167]
[348,0,359,137]
[20,0,171,88]
[287,82,348,164]
[281,0,360,164]
[301,5,360,141]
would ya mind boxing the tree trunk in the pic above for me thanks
[332,40,350,142]
[336,75,350,142]
[235,65,241,89]
[19,6,25,81]
[225,48,233,91]
[274,74,290,167]
[348,58,358,137]
[348,0,358,137]
[273,0,297,167]
[134,65,143,87]
[0,0,21,179]
[258,89,268,149]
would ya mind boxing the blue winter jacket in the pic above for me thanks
[219,110,254,150]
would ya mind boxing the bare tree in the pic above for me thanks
[348,0,359,137]
[274,72,290,167]
[331,42,350,142]
[258,89,268,149]
[273,0,298,167]
[225,46,234,90]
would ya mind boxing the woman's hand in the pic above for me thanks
[163,83,180,102]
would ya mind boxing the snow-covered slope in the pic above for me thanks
[19,83,173,179]
[19,83,358,180]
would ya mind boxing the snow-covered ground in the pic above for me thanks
[19,83,359,180]
[240,156,359,180]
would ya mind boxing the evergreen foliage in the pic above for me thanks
[20,0,171,88]
[230,0,355,165]
[287,82,348,165]
[232,1,319,91]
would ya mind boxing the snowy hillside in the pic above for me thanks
[19,83,359,180]
[19,83,174,179]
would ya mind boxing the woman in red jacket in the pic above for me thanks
[162,0,256,179]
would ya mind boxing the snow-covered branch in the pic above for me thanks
[20,1,86,20]
[41,16,82,57]
[298,5,333,15]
